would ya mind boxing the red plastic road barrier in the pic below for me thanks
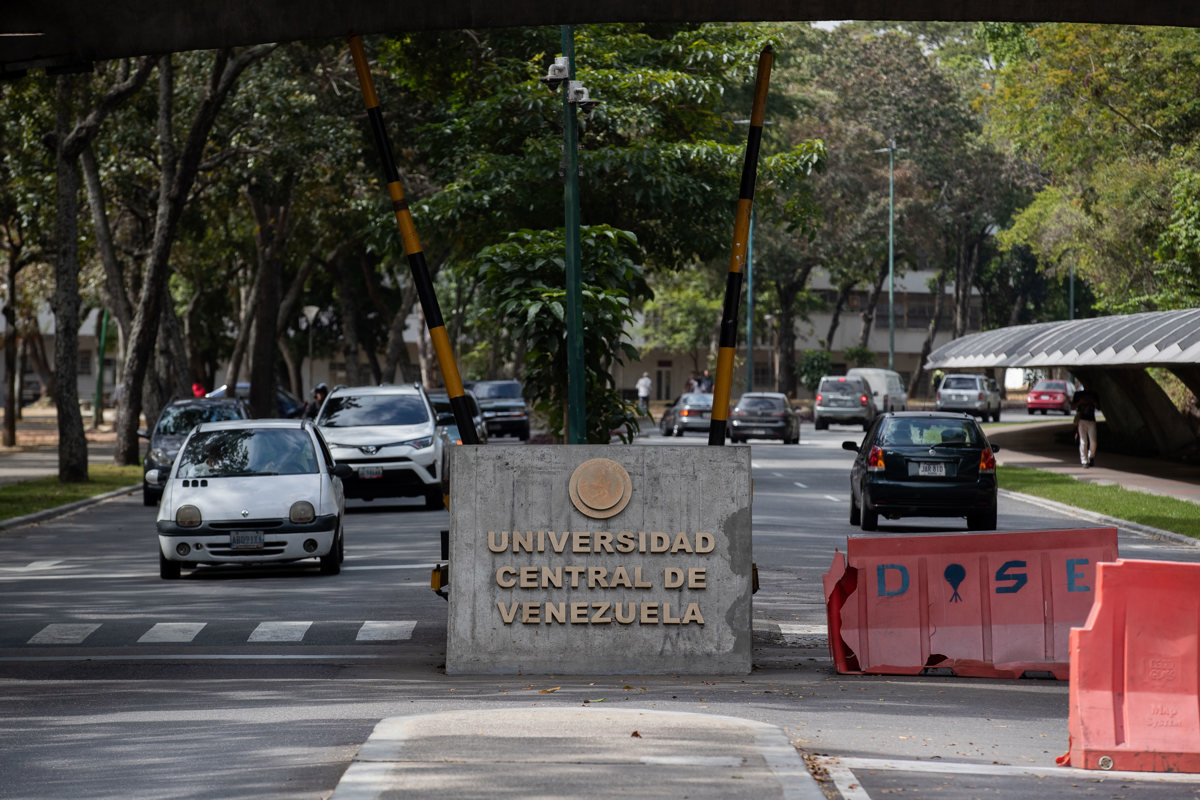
[823,528,1118,679]
[1058,559,1200,772]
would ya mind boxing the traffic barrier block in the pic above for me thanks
[1058,559,1200,772]
[823,528,1118,679]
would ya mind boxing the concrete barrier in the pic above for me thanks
[446,445,753,675]
[1058,559,1200,772]
[823,528,1118,678]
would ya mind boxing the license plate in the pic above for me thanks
[357,466,383,479]
[230,531,264,550]
[751,428,767,435]
[917,462,946,477]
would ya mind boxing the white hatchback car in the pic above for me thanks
[151,419,351,579]
[316,384,446,509]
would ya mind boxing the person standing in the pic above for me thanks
[635,372,652,417]
[699,369,714,393]
[1072,384,1101,467]
[304,382,329,420]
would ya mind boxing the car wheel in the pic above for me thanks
[425,487,445,511]
[143,485,159,507]
[518,424,530,441]
[849,494,861,526]
[730,435,740,444]
[321,527,343,575]
[1027,408,1034,415]
[968,508,998,531]
[815,420,827,431]
[862,421,872,432]
[861,504,879,531]
[159,552,181,580]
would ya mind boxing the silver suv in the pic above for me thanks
[316,384,445,509]
[936,373,1002,422]
[813,375,876,431]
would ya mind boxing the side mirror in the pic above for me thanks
[144,468,162,484]
[842,441,859,452]
[436,412,455,426]
[331,463,355,479]
[990,444,1001,453]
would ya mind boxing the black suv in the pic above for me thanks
[467,380,531,440]
[139,397,250,506]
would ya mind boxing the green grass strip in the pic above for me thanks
[1000,465,1200,540]
[0,465,142,522]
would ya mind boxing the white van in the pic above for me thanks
[846,368,908,414]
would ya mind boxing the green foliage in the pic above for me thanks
[843,346,875,368]
[796,349,832,392]
[640,268,722,372]
[476,225,650,443]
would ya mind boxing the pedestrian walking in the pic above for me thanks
[1072,384,1101,467]
[635,372,652,418]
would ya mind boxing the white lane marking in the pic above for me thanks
[824,494,841,502]
[0,560,65,572]
[777,623,826,636]
[794,481,808,488]
[818,755,1200,786]
[28,623,100,644]
[818,757,873,800]
[138,622,206,643]
[249,621,312,642]
[356,621,416,641]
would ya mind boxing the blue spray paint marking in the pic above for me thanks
[877,564,909,597]
[944,563,966,602]
[995,560,1028,594]
[1066,558,1089,592]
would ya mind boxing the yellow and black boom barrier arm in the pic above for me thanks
[709,45,773,446]
[349,35,479,445]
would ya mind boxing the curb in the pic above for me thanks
[999,488,1200,547]
[0,485,140,531]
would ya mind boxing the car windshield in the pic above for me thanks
[156,405,242,436]
[318,394,429,427]
[472,382,522,400]
[942,376,979,390]
[882,418,982,447]
[819,378,863,394]
[738,397,782,412]
[681,394,713,407]
[176,429,318,477]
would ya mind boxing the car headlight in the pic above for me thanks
[403,436,433,449]
[290,501,315,523]
[147,449,172,468]
[176,505,202,528]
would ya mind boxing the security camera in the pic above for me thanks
[566,82,600,114]
[540,57,570,89]
[577,99,600,115]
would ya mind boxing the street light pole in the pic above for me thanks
[873,137,904,371]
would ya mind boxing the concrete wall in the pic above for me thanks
[446,444,753,674]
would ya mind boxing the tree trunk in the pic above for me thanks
[2,251,21,447]
[248,193,288,419]
[52,82,89,482]
[910,270,948,400]
[823,285,852,351]
[857,259,888,349]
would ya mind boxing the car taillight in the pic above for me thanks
[977,392,984,400]
[815,393,823,404]
[860,394,870,406]
[867,446,886,471]
[979,447,996,473]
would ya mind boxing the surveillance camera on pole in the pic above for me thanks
[567,81,600,114]
[541,57,570,89]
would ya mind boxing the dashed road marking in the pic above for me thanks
[138,622,207,643]
[28,623,100,645]
[249,621,313,642]
[356,620,416,641]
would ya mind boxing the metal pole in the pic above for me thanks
[561,25,586,444]
[92,308,108,428]
[887,138,895,371]
[746,212,754,395]
[348,35,479,445]
[709,45,773,446]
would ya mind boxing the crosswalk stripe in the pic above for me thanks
[356,621,417,641]
[138,622,207,643]
[249,621,312,642]
[28,623,100,645]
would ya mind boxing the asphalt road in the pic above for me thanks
[2,426,1199,799]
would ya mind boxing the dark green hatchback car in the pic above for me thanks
[842,411,1000,532]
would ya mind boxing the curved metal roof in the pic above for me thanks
[925,309,1200,370]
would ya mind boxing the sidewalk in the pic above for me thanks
[0,405,122,488]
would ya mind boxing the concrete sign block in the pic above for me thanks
[446,445,752,675]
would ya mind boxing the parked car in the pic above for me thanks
[428,388,488,444]
[813,375,875,431]
[205,382,305,418]
[315,383,445,508]
[139,397,250,506]
[1026,379,1073,415]
[466,380,530,440]
[150,418,352,579]
[842,411,1000,532]
[659,392,714,437]
[728,392,800,444]
[936,373,1002,421]
[846,368,908,414]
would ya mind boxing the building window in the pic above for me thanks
[78,350,93,375]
